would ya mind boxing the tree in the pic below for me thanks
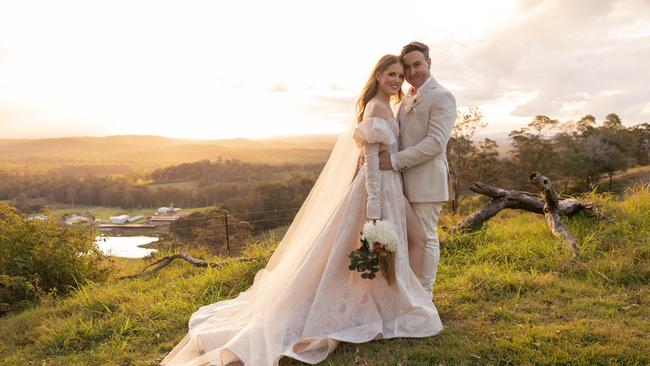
[453,106,486,140]
[576,114,596,134]
[574,129,632,191]
[603,113,623,130]
[447,106,487,213]
[553,132,592,191]
[630,123,650,166]
[66,187,76,207]
[474,138,503,184]
[447,136,477,212]
[508,117,560,189]
[12,193,30,213]
[528,115,559,138]
[598,126,634,190]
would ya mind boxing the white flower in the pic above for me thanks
[361,220,399,252]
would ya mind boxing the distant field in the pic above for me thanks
[612,165,650,186]
[181,206,217,214]
[43,204,154,222]
[594,165,650,193]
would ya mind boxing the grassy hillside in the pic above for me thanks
[1,188,648,365]
[595,165,650,194]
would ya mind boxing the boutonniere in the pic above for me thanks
[407,93,422,116]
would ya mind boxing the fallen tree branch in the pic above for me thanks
[453,174,604,254]
[118,253,260,279]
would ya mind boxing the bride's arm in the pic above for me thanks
[357,101,394,220]
[364,142,381,220]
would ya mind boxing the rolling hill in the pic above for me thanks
[0,135,337,173]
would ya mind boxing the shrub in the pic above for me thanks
[0,204,111,314]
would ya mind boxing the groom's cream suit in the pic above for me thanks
[393,76,456,293]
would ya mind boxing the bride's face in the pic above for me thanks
[377,63,404,96]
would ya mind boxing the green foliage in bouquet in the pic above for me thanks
[348,234,380,279]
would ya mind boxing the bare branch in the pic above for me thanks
[118,253,260,279]
[452,174,604,256]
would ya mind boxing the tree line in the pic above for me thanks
[448,109,650,212]
[150,158,323,184]
[0,159,318,233]
[2,111,648,228]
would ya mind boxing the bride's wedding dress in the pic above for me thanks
[161,117,443,366]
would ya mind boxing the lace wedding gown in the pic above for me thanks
[161,117,443,366]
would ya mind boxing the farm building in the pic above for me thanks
[110,215,130,224]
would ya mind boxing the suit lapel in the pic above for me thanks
[418,77,438,99]
[399,77,440,129]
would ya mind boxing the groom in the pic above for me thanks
[379,41,456,294]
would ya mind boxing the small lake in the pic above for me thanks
[95,235,158,258]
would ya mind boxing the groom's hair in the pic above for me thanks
[400,41,430,61]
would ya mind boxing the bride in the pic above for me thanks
[161,54,443,366]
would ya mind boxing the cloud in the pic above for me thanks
[0,47,8,63]
[0,105,105,138]
[431,0,650,127]
[0,0,648,138]
[267,82,288,93]
[300,95,355,121]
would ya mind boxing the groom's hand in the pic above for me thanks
[378,151,392,170]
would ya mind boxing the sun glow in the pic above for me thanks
[0,0,521,139]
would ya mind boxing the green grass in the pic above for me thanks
[253,224,290,241]
[26,205,215,237]
[37,204,218,223]
[1,188,649,365]
[593,165,650,194]
[33,204,154,223]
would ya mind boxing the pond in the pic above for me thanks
[95,235,159,258]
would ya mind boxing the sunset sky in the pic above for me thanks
[0,0,649,140]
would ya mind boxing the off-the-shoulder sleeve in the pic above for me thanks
[353,118,397,148]
[354,118,394,220]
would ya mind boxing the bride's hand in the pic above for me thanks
[378,151,392,170]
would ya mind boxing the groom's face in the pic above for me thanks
[402,51,431,89]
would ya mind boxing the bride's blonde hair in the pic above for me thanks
[356,54,404,123]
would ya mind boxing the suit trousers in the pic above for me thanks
[411,202,444,294]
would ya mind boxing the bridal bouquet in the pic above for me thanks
[348,220,398,284]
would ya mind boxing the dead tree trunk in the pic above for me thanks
[453,173,604,255]
[528,172,579,255]
[452,182,602,232]
[451,182,547,233]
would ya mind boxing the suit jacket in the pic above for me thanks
[394,76,456,202]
